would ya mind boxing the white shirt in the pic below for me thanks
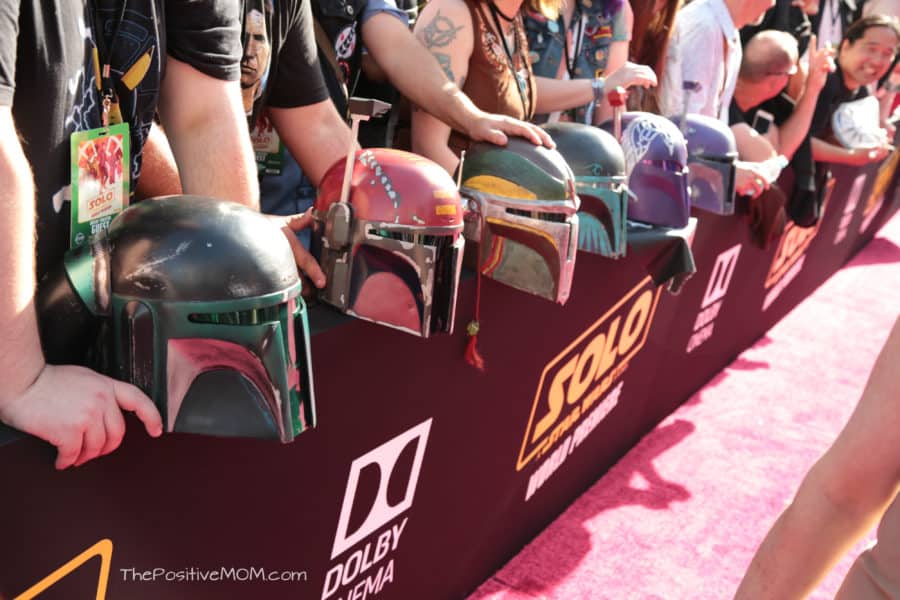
[660,0,742,123]
[817,0,844,50]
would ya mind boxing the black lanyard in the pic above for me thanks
[487,2,531,118]
[561,4,584,81]
[89,0,129,125]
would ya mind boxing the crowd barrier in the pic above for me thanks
[1,150,899,600]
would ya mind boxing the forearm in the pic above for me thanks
[812,137,890,166]
[158,57,258,208]
[534,76,594,115]
[134,122,182,200]
[736,468,894,599]
[732,123,777,162]
[411,109,458,174]
[269,102,356,188]
[739,315,900,599]
[0,110,45,406]
[366,14,481,136]
[811,137,864,164]
[777,90,818,160]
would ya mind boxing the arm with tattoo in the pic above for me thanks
[422,10,464,83]
[365,0,553,174]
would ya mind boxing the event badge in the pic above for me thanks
[250,112,285,176]
[69,123,130,249]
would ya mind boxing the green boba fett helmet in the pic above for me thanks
[460,137,579,304]
[37,196,315,442]
[543,122,628,258]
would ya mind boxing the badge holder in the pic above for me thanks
[250,110,285,176]
[69,45,130,249]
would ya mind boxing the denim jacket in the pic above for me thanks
[524,0,627,123]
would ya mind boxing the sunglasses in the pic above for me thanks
[768,62,799,78]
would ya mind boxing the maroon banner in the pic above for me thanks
[1,152,898,600]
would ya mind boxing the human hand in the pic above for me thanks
[848,145,893,165]
[0,364,162,469]
[735,163,771,198]
[268,209,327,290]
[466,111,556,148]
[881,118,897,140]
[805,35,836,96]
[605,62,658,92]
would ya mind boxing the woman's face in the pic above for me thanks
[840,26,900,88]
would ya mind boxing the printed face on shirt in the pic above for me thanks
[840,26,900,89]
[241,7,272,113]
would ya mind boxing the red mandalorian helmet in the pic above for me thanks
[312,149,465,337]
[460,137,579,304]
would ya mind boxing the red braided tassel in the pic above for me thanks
[463,184,486,371]
[464,320,485,371]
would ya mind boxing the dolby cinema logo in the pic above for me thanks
[686,244,741,353]
[322,419,432,600]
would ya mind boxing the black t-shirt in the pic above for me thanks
[741,0,812,56]
[0,0,242,279]
[728,92,796,129]
[311,0,367,119]
[241,0,330,129]
[810,66,868,141]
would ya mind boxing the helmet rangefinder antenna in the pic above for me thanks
[608,86,627,141]
[680,81,702,134]
[339,97,392,206]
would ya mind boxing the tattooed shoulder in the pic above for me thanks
[422,10,465,49]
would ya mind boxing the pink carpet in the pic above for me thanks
[469,212,900,600]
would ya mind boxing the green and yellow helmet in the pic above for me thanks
[460,137,579,304]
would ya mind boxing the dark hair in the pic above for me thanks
[629,0,682,113]
[843,15,900,47]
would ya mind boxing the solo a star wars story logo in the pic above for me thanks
[763,178,833,311]
[860,147,900,233]
[516,278,661,499]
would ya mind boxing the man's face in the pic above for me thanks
[763,56,799,98]
[840,26,900,88]
[241,9,270,111]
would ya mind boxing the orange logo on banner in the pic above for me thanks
[863,148,900,220]
[516,277,661,471]
[15,539,112,600]
[764,177,834,290]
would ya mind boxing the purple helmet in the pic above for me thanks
[602,112,690,228]
[676,114,738,215]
